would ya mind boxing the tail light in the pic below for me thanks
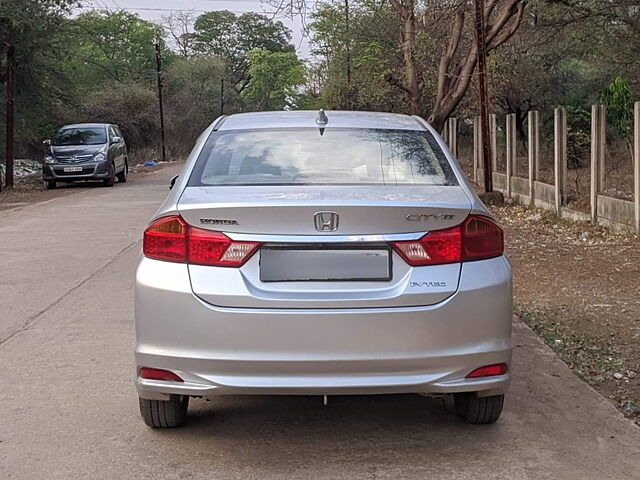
[461,216,504,261]
[392,215,503,266]
[143,215,260,267]
[143,216,187,263]
[188,227,260,266]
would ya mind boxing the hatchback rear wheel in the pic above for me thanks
[454,393,504,424]
[139,394,189,428]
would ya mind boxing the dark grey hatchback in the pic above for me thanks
[43,123,128,189]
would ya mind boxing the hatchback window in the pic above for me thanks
[190,128,456,186]
[53,127,107,146]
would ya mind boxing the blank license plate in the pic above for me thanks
[260,247,391,282]
[63,167,83,172]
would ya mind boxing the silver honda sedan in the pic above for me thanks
[134,110,512,428]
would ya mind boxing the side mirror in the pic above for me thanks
[111,136,122,144]
[169,175,179,190]
[43,139,51,146]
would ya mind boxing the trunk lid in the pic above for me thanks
[179,185,471,309]
[178,185,470,235]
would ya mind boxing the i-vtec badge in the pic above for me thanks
[406,213,455,221]
[410,281,448,288]
[200,218,239,225]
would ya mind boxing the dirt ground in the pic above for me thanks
[457,149,640,423]
[0,162,179,212]
[492,204,640,423]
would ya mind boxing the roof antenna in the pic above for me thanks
[316,109,328,136]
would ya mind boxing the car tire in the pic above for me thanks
[116,161,128,183]
[45,181,56,190]
[103,164,115,187]
[139,395,189,428]
[453,393,504,424]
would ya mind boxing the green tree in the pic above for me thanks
[600,76,635,160]
[69,11,165,85]
[0,0,75,159]
[192,11,293,93]
[310,1,400,111]
[245,49,306,110]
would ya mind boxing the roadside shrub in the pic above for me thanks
[164,56,243,153]
[82,81,159,150]
[567,126,590,169]
[564,104,591,169]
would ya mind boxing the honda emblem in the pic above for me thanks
[314,211,339,232]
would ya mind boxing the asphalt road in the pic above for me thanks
[1,165,639,480]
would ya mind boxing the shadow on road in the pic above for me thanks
[186,394,463,432]
[141,394,504,477]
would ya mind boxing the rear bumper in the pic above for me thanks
[134,256,513,400]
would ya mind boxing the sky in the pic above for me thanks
[79,0,314,57]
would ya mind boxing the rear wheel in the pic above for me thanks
[139,394,189,428]
[453,393,504,424]
[116,160,128,183]
[103,163,115,187]
[45,181,56,190]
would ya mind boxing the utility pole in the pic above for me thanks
[345,0,352,110]
[154,41,167,163]
[220,77,224,116]
[4,26,16,190]
[474,0,493,193]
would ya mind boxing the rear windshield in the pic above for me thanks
[53,127,107,146]
[189,128,457,186]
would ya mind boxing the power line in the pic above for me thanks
[78,0,320,18]
[75,5,273,14]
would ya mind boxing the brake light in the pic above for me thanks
[466,363,508,378]
[391,215,503,266]
[143,215,260,267]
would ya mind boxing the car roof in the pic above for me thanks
[59,123,113,129]
[218,110,426,131]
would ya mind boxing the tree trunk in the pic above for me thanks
[402,5,420,114]
[429,1,526,130]
[389,0,420,114]
[429,111,448,134]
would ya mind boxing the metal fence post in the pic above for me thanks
[528,110,539,206]
[506,114,516,199]
[554,107,567,215]
[634,101,640,234]
[490,113,497,172]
